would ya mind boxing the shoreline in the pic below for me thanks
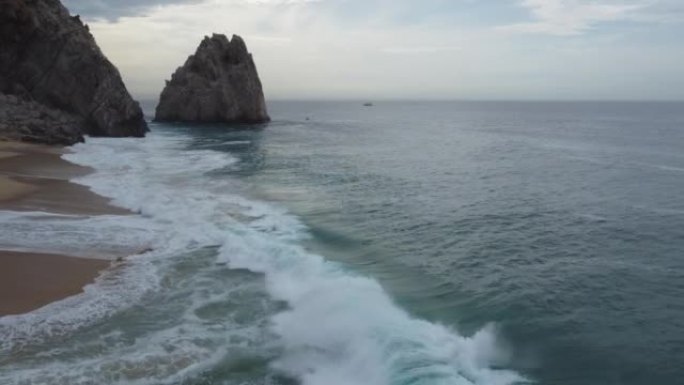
[0,141,129,215]
[0,250,109,316]
[0,140,132,316]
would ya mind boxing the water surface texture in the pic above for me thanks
[2,101,683,385]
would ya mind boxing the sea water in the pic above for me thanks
[1,101,683,385]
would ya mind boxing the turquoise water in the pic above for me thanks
[1,101,683,384]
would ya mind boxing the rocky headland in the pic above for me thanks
[0,94,83,145]
[0,0,148,145]
[155,34,270,124]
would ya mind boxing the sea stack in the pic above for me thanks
[0,0,148,144]
[155,34,270,124]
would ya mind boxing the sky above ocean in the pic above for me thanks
[63,0,684,101]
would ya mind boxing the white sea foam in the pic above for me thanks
[0,251,161,356]
[0,210,157,258]
[0,129,523,384]
[217,230,521,385]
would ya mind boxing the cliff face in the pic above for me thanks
[155,34,270,124]
[0,94,83,145]
[0,0,148,143]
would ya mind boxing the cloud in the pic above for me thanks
[381,45,462,55]
[62,0,204,21]
[75,0,684,101]
[63,0,324,21]
[242,0,321,3]
[498,0,646,36]
[245,35,294,46]
[631,0,684,23]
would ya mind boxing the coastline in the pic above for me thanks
[0,141,129,215]
[0,250,109,316]
[0,140,131,316]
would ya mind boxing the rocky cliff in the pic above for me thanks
[155,34,270,124]
[0,94,83,145]
[0,0,148,144]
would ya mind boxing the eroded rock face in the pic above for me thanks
[0,94,84,145]
[155,34,270,124]
[0,0,148,143]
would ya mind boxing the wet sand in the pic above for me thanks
[0,250,108,316]
[0,141,129,215]
[0,141,130,316]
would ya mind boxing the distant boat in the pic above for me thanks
[363,102,374,107]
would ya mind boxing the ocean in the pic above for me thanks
[1,101,683,384]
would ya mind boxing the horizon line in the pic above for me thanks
[136,97,684,103]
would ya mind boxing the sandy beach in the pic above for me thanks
[0,141,129,215]
[0,250,109,316]
[0,141,130,316]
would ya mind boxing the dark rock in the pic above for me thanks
[155,34,269,124]
[0,0,148,143]
[0,94,84,145]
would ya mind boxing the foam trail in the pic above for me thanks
[0,132,239,357]
[0,129,523,384]
[218,230,521,385]
[0,210,157,258]
[68,130,522,384]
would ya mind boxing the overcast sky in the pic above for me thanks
[63,0,684,101]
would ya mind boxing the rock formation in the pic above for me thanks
[155,34,270,124]
[0,94,83,145]
[0,0,148,144]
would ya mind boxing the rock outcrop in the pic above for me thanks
[0,94,83,145]
[155,34,270,124]
[0,0,148,144]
